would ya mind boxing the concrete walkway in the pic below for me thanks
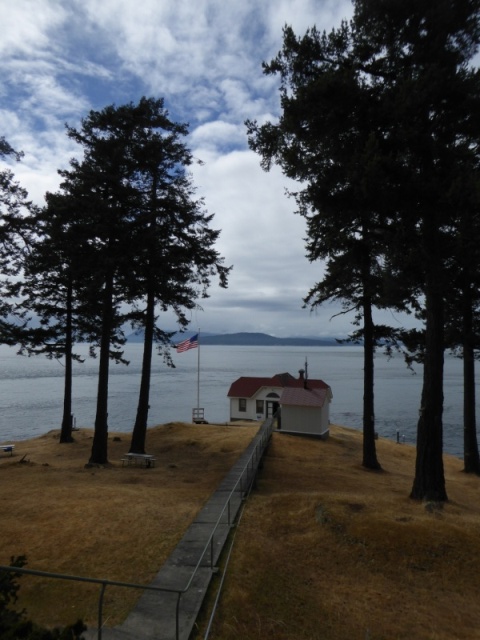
[86,418,273,640]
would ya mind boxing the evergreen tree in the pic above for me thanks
[247,0,480,500]
[120,98,229,454]
[60,98,229,464]
[59,104,145,464]
[353,0,480,500]
[443,161,480,474]
[246,22,402,470]
[0,138,33,344]
[16,192,103,443]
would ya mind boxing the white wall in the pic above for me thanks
[280,405,329,437]
[229,397,258,421]
[229,388,281,421]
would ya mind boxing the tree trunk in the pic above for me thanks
[462,283,480,474]
[410,217,447,501]
[130,289,155,454]
[60,275,74,443]
[89,271,114,465]
[362,294,381,470]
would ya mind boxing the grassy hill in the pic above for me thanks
[1,423,480,639]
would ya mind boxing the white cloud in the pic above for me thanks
[264,0,353,39]
[190,121,246,153]
[0,0,66,57]
[0,0,369,337]
[187,147,328,334]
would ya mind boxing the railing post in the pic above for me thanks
[98,582,107,640]
[176,592,182,640]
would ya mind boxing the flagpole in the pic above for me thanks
[197,328,200,411]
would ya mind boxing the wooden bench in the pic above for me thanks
[121,453,156,468]
[1,445,15,456]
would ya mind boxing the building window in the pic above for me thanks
[239,398,247,412]
[256,400,264,414]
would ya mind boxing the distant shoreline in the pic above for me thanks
[127,330,348,347]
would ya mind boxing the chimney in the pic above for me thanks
[299,369,309,389]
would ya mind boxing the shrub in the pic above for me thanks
[0,556,86,639]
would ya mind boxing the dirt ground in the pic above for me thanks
[2,422,480,639]
[202,426,480,640]
[0,421,258,627]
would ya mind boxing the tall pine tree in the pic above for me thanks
[59,98,229,464]
[121,98,229,454]
[247,0,480,498]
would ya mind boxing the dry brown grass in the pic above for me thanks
[201,426,480,640]
[0,422,257,628]
[2,423,480,639]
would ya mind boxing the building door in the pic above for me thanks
[266,401,279,417]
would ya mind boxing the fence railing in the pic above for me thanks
[0,417,274,640]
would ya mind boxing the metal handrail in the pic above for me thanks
[0,417,274,640]
[0,565,177,639]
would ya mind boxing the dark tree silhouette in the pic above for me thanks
[247,0,480,499]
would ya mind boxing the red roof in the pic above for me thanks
[227,372,329,398]
[280,387,328,408]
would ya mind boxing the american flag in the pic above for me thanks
[175,334,199,353]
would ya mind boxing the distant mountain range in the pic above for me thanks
[198,332,341,346]
[127,330,343,347]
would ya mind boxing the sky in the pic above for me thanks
[1,0,416,338]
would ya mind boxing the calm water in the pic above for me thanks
[0,343,474,458]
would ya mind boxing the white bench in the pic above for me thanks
[121,453,156,468]
[1,445,15,456]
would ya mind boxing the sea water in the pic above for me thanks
[0,343,473,458]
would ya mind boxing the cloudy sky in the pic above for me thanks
[1,0,416,338]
